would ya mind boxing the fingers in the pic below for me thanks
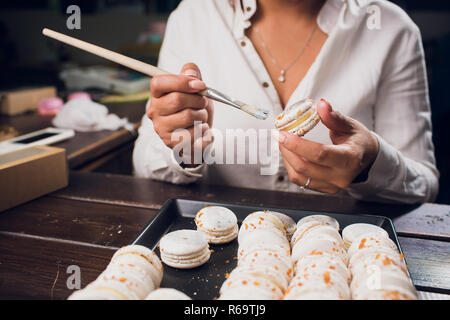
[155,92,209,116]
[155,108,209,133]
[279,145,333,183]
[150,74,206,98]
[283,158,341,194]
[277,131,346,167]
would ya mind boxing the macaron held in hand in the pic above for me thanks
[275,99,380,195]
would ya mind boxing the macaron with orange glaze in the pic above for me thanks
[296,214,340,231]
[348,247,408,277]
[347,232,399,258]
[274,99,320,136]
[342,223,389,249]
[291,234,348,266]
[239,248,294,282]
[295,253,351,284]
[195,206,238,244]
[68,278,140,300]
[283,268,351,300]
[351,269,417,300]
[219,268,284,300]
[238,211,286,244]
[98,261,156,299]
[269,211,297,241]
[111,245,163,288]
[291,221,343,248]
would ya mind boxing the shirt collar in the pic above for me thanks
[232,0,343,38]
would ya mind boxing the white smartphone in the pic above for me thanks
[0,127,75,155]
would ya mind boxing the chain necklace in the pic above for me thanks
[253,24,318,83]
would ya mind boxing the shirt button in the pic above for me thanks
[240,41,246,47]
[246,7,252,12]
[262,82,269,88]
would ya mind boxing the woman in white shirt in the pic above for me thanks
[133,0,439,204]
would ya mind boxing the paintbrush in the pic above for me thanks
[42,28,269,120]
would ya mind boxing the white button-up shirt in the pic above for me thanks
[133,0,439,204]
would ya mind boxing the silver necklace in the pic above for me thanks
[254,24,318,83]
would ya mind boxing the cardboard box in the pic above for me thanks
[0,146,68,212]
[0,86,57,116]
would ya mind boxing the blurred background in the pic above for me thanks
[0,0,449,204]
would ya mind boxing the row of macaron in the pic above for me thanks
[344,224,418,300]
[285,215,351,299]
[220,210,296,300]
[68,245,191,300]
[287,217,418,300]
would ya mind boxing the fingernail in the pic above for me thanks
[184,69,199,78]
[272,130,287,144]
[320,98,332,111]
[189,79,206,90]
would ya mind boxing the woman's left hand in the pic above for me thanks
[277,99,380,194]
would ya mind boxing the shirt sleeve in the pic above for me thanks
[132,8,205,184]
[346,26,439,204]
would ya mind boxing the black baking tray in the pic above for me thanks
[132,198,403,300]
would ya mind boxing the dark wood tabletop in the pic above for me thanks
[0,101,146,169]
[0,171,449,300]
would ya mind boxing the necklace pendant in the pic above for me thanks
[278,70,286,83]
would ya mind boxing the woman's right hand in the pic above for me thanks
[147,63,214,165]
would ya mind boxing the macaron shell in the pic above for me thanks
[111,245,163,287]
[239,249,294,282]
[269,211,297,239]
[274,99,314,129]
[195,206,238,233]
[295,253,351,284]
[351,270,417,300]
[342,223,389,248]
[200,224,238,244]
[347,232,399,258]
[220,273,284,300]
[161,247,211,269]
[111,253,162,288]
[219,285,281,300]
[145,288,192,300]
[87,278,140,300]
[296,215,340,231]
[234,265,290,292]
[349,248,408,276]
[283,287,343,300]
[99,263,155,299]
[286,269,351,300]
[159,230,208,256]
[291,234,348,266]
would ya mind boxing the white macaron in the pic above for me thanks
[111,245,163,288]
[297,215,340,231]
[291,234,348,266]
[347,232,399,258]
[195,206,238,244]
[159,230,211,269]
[342,223,389,249]
[295,253,351,284]
[267,211,297,241]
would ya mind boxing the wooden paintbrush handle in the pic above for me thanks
[42,28,169,77]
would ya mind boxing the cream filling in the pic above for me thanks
[280,110,313,132]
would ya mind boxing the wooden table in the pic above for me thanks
[0,171,449,300]
[0,101,146,171]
